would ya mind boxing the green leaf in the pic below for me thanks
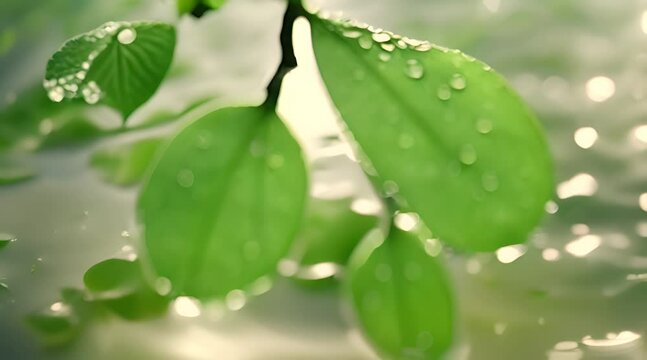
[83,259,168,320]
[26,312,81,347]
[90,137,164,186]
[0,167,34,186]
[44,21,176,120]
[289,197,378,281]
[347,226,454,360]
[0,233,16,250]
[139,106,307,300]
[310,17,553,252]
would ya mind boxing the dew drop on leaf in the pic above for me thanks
[459,144,477,165]
[176,169,195,188]
[380,43,395,52]
[449,73,467,90]
[383,180,399,196]
[437,85,451,101]
[481,172,499,192]
[225,289,247,311]
[476,118,494,134]
[117,28,137,45]
[405,59,424,79]
[378,52,391,62]
[47,87,64,102]
[358,35,373,50]
[372,33,391,43]
[343,30,362,39]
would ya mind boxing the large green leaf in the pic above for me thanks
[348,225,454,359]
[44,21,176,120]
[138,106,308,300]
[310,16,553,252]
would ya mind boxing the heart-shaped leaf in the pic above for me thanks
[138,106,307,300]
[44,21,176,120]
[311,16,553,251]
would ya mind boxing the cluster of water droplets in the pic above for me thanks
[42,22,137,105]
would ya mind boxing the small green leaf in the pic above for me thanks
[289,197,378,281]
[139,107,307,300]
[311,17,553,251]
[26,312,80,347]
[83,259,169,320]
[44,21,176,120]
[0,233,16,250]
[90,137,164,186]
[347,226,454,360]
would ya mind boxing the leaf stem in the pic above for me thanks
[263,1,304,109]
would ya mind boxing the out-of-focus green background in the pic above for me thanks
[1,0,646,359]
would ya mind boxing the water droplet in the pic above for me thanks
[437,85,451,101]
[476,118,493,134]
[375,263,392,282]
[459,144,477,165]
[120,230,131,238]
[176,169,195,188]
[267,154,284,169]
[395,212,419,232]
[496,245,526,264]
[398,133,415,149]
[380,43,395,52]
[481,172,499,192]
[450,73,467,90]
[174,296,201,317]
[358,35,373,50]
[405,59,424,79]
[225,289,247,311]
[249,276,273,296]
[378,52,391,62]
[343,30,362,39]
[103,22,119,35]
[415,43,433,52]
[383,180,399,196]
[372,33,391,43]
[424,238,442,257]
[81,62,90,70]
[117,28,136,45]
[545,201,559,214]
[47,86,64,102]
[155,277,172,296]
[81,81,101,104]
[277,259,298,277]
